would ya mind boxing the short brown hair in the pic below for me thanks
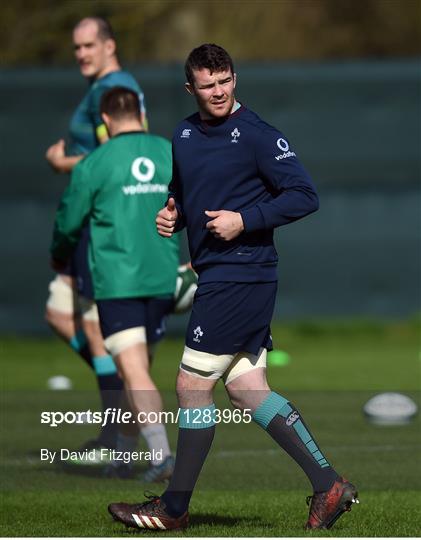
[100,87,140,120]
[185,44,234,86]
[74,17,115,42]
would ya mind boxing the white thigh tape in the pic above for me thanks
[77,295,99,322]
[180,346,234,379]
[224,348,267,385]
[105,326,147,356]
[46,276,74,314]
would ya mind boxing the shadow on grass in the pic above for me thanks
[59,461,149,479]
[24,451,149,479]
[108,513,270,535]
[190,512,270,527]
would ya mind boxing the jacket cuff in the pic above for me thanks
[240,206,265,232]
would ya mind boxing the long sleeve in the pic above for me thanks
[168,145,186,232]
[50,161,93,261]
[241,130,319,232]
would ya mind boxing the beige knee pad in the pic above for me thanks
[77,295,99,322]
[46,276,75,314]
[180,346,235,380]
[223,348,267,385]
[104,326,147,357]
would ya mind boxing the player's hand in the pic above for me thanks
[156,197,178,237]
[205,210,244,241]
[46,139,66,171]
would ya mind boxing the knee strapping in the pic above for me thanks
[104,326,146,357]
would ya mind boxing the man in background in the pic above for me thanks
[50,86,178,482]
[45,17,147,456]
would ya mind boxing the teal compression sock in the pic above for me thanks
[253,392,338,492]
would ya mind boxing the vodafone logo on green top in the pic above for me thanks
[122,157,167,196]
[131,157,156,182]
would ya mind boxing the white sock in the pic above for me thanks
[112,432,138,468]
[140,424,171,465]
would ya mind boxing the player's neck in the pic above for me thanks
[231,100,240,113]
[95,58,121,80]
[110,121,144,137]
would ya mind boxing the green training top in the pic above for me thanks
[68,70,146,155]
[51,131,179,300]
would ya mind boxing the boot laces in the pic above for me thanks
[135,491,161,513]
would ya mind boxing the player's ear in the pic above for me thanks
[185,82,194,96]
[233,73,237,89]
[105,38,116,57]
[101,112,111,128]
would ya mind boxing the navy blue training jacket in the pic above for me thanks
[170,105,319,283]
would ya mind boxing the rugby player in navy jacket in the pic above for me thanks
[109,44,358,532]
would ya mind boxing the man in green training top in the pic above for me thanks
[45,16,148,455]
[50,86,178,482]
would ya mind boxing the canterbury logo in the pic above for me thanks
[132,514,166,529]
[286,411,300,426]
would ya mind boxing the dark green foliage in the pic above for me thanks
[1,0,420,66]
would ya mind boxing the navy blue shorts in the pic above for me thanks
[97,296,175,344]
[70,225,94,299]
[185,281,276,355]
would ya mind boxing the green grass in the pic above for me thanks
[1,320,420,536]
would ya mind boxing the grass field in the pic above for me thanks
[1,320,420,537]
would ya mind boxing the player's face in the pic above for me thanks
[186,68,236,120]
[73,22,114,80]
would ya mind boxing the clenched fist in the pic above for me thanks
[205,209,244,241]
